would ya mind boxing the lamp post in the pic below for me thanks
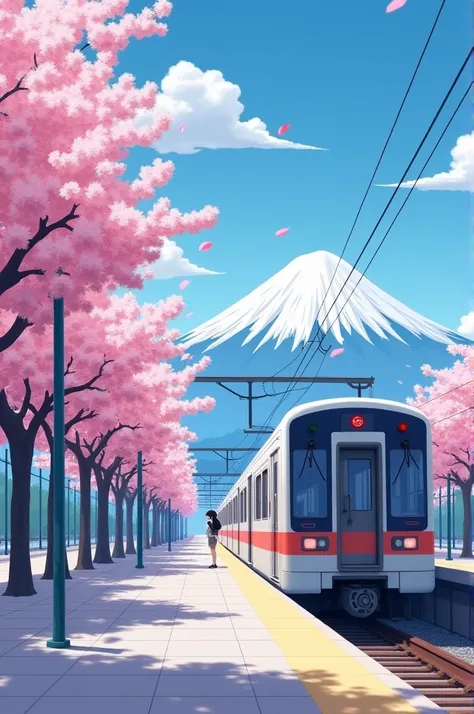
[4,449,8,555]
[136,451,144,569]
[446,473,453,561]
[47,297,70,649]
[168,499,172,551]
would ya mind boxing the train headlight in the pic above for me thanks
[391,536,418,550]
[302,537,328,551]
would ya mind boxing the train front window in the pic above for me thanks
[390,448,425,517]
[292,449,327,518]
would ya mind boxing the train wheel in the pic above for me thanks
[341,586,379,618]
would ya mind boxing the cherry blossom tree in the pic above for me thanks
[407,344,474,557]
[0,0,218,352]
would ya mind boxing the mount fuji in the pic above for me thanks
[179,250,465,465]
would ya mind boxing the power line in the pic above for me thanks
[261,0,448,397]
[284,78,473,413]
[432,407,473,425]
[221,51,473,488]
[411,380,473,409]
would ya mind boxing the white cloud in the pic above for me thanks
[139,61,325,155]
[378,132,474,192]
[457,311,474,340]
[143,238,225,280]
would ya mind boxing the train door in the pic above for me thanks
[247,475,252,563]
[237,489,240,556]
[271,453,279,580]
[338,448,380,569]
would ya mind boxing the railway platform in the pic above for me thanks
[0,537,447,714]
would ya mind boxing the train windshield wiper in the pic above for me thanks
[392,439,419,486]
[297,439,326,481]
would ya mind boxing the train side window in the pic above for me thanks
[243,488,247,522]
[240,491,244,523]
[390,449,425,517]
[255,474,262,520]
[262,469,269,519]
[347,458,372,511]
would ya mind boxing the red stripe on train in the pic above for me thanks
[220,530,434,555]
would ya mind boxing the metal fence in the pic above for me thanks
[433,485,474,550]
[0,448,143,555]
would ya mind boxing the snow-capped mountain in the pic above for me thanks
[182,250,457,352]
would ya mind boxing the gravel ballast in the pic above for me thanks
[378,617,474,664]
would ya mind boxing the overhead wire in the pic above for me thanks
[222,49,473,484]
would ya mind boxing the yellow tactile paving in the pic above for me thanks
[436,558,474,572]
[218,545,421,714]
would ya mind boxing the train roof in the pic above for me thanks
[216,397,431,510]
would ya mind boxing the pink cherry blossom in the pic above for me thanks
[330,348,344,358]
[185,312,193,318]
[199,241,213,251]
[386,0,407,12]
[179,280,190,290]
[278,124,291,136]
[179,124,186,132]
[275,228,290,237]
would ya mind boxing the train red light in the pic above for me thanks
[302,538,317,550]
[404,538,418,549]
[398,422,408,432]
[351,415,364,429]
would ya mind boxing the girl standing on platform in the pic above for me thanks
[205,510,221,569]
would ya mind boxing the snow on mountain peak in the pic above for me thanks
[182,250,458,352]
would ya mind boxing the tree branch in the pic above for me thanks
[0,204,80,301]
[0,75,28,115]
[18,378,32,421]
[0,315,32,354]
[64,356,113,397]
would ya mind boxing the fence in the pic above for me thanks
[433,485,474,550]
[0,448,143,554]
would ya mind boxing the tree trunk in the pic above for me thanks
[42,457,72,580]
[112,494,125,558]
[143,499,151,549]
[94,484,113,564]
[125,493,136,555]
[75,459,94,570]
[151,503,158,547]
[460,480,473,558]
[3,435,36,596]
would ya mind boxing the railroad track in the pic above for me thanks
[321,616,474,713]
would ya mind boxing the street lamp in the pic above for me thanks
[136,451,144,569]
[47,296,70,649]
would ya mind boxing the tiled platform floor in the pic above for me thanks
[0,537,320,714]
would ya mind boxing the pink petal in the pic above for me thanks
[397,380,403,384]
[330,348,344,358]
[185,312,193,318]
[181,353,192,361]
[386,0,407,13]
[179,124,186,132]
[179,280,190,290]
[278,123,291,136]
[199,241,213,251]
[275,227,290,237]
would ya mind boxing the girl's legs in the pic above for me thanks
[210,545,217,565]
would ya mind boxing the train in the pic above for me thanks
[217,397,435,618]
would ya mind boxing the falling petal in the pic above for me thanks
[179,280,190,290]
[143,270,154,280]
[386,0,407,13]
[181,353,192,361]
[397,380,403,384]
[406,364,411,368]
[185,312,193,318]
[275,227,290,237]
[179,124,186,132]
[278,123,291,136]
[199,241,213,251]
[330,348,344,358]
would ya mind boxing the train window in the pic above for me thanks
[390,449,425,517]
[347,459,372,511]
[292,449,327,518]
[240,491,244,523]
[255,474,262,519]
[262,469,269,519]
[243,487,247,522]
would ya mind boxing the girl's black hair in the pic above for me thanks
[205,510,217,518]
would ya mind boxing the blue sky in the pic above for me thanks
[121,0,471,338]
[118,0,471,532]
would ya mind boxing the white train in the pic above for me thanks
[218,398,435,617]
